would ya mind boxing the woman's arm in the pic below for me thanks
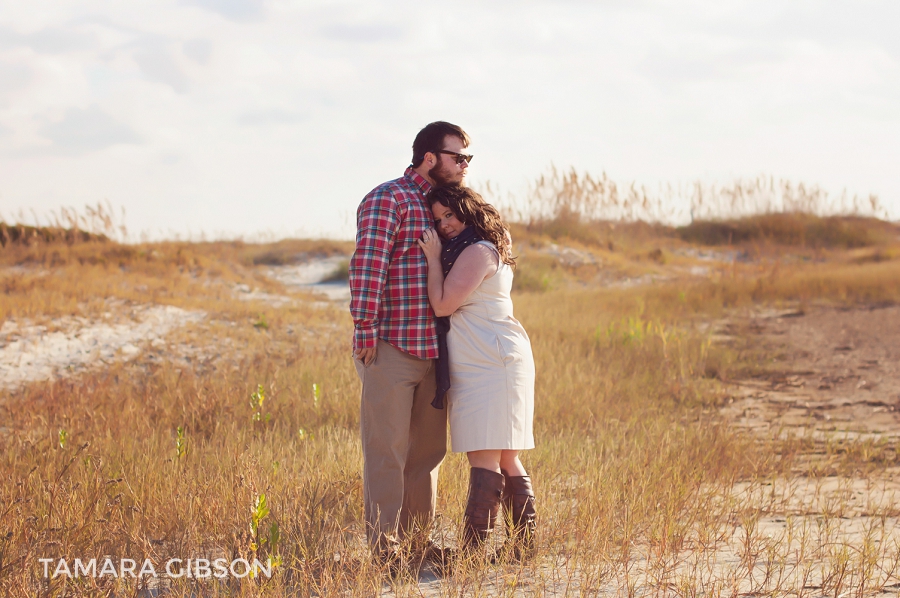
[418,231,498,317]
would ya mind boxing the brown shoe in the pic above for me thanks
[420,540,454,574]
[373,544,405,578]
[463,467,505,548]
[501,472,536,558]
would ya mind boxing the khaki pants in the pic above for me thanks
[356,340,447,549]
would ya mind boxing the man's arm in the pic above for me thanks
[349,187,400,365]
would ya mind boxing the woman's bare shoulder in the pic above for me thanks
[461,241,498,258]
[458,242,499,274]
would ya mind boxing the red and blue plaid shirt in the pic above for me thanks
[349,167,439,359]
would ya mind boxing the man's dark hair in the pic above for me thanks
[411,121,470,168]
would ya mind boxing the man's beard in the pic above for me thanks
[428,161,462,187]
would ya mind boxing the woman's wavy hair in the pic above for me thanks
[427,186,516,269]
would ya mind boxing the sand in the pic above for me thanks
[0,303,205,391]
[718,303,900,441]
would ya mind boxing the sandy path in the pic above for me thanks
[260,256,350,302]
[718,304,900,441]
[0,304,204,391]
[230,257,351,307]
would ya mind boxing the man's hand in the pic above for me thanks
[354,345,378,367]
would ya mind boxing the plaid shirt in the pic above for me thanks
[349,167,439,359]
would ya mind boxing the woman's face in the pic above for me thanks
[431,201,466,239]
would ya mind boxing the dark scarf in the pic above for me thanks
[431,225,484,409]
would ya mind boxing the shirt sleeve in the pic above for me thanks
[349,187,400,350]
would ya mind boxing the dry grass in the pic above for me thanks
[677,214,897,249]
[487,167,890,225]
[2,200,900,596]
[0,238,353,323]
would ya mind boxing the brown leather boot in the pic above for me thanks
[501,472,536,558]
[463,467,505,548]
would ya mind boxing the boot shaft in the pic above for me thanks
[463,467,505,547]
[501,472,537,557]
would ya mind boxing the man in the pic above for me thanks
[349,121,472,564]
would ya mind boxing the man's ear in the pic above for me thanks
[424,151,436,167]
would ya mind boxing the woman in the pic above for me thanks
[417,186,536,555]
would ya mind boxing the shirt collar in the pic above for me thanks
[404,166,432,195]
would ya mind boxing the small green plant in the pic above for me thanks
[511,263,554,293]
[312,383,320,409]
[58,429,68,449]
[253,313,269,330]
[603,316,653,345]
[249,493,269,551]
[266,521,282,569]
[250,384,271,423]
[174,426,187,460]
[249,494,282,573]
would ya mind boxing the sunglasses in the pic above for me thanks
[435,150,473,165]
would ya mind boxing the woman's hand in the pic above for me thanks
[417,228,442,262]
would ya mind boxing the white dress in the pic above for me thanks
[446,241,535,453]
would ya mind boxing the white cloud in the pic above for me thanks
[320,22,406,44]
[237,108,305,126]
[640,41,789,85]
[180,0,265,21]
[39,105,141,155]
[132,45,189,93]
[183,38,212,64]
[0,25,96,54]
[0,60,32,94]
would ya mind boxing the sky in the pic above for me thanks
[0,0,898,240]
